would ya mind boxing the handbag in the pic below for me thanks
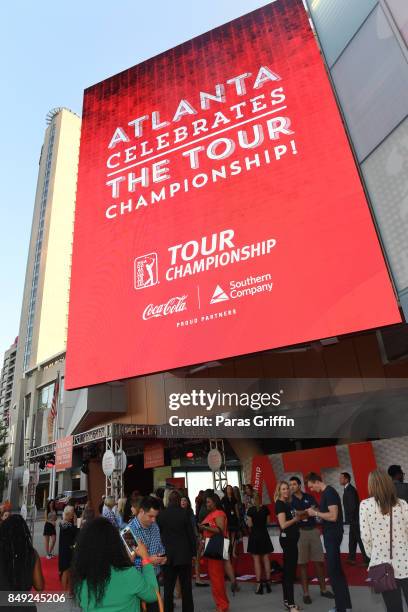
[203,532,230,561]
[368,507,398,593]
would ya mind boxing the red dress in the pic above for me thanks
[201,509,229,612]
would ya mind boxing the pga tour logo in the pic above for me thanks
[143,296,188,320]
[134,253,159,289]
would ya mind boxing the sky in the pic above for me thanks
[0,0,272,361]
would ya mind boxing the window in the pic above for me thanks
[173,469,241,506]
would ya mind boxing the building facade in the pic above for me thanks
[7,108,82,507]
[15,1,408,513]
[305,0,408,318]
[0,338,17,427]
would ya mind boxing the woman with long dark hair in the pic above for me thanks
[181,495,207,588]
[43,499,57,559]
[0,515,44,611]
[200,494,231,612]
[360,469,408,612]
[221,485,240,558]
[72,517,158,611]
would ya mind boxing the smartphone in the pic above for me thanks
[120,526,138,554]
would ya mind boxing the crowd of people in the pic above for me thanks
[1,465,408,611]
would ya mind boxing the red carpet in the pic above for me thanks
[41,552,370,593]
[40,557,61,592]
[200,548,369,587]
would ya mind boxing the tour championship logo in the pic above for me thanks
[134,253,159,289]
[66,0,400,388]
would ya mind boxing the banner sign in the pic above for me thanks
[55,436,74,472]
[66,0,400,388]
[144,442,165,469]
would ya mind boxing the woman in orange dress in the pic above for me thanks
[199,494,229,612]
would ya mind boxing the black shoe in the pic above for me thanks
[320,590,335,599]
[264,581,272,593]
[195,582,209,587]
[231,581,240,596]
[255,582,264,595]
[303,594,312,604]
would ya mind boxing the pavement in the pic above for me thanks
[31,519,397,612]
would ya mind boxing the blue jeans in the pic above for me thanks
[323,530,352,612]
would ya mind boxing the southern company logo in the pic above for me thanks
[134,253,159,289]
[210,285,229,304]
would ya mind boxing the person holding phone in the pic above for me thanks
[71,516,158,612]
[306,472,352,612]
[129,496,167,612]
[289,476,334,604]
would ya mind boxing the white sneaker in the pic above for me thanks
[46,554,52,559]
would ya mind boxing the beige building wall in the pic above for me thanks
[36,110,81,364]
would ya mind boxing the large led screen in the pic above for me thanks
[65,0,401,389]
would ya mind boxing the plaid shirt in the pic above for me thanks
[129,516,165,574]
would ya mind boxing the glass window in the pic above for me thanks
[306,0,377,67]
[362,116,408,292]
[38,382,55,413]
[331,5,408,161]
[385,0,408,45]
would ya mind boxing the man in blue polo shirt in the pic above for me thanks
[290,476,334,605]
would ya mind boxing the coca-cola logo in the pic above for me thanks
[143,295,188,320]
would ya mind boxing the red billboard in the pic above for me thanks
[66,0,400,389]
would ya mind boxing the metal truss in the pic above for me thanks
[73,425,108,446]
[26,421,211,465]
[105,426,124,499]
[209,439,228,493]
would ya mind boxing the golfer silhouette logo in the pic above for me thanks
[134,253,159,289]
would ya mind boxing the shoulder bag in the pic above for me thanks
[368,507,397,593]
[203,531,230,561]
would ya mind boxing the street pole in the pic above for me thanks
[50,374,60,500]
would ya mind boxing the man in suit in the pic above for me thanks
[388,465,408,503]
[157,490,196,612]
[339,472,369,565]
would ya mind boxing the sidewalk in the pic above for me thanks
[33,520,393,611]
[36,582,389,612]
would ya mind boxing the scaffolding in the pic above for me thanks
[23,422,231,503]
[209,439,228,492]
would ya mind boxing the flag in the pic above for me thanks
[50,372,60,422]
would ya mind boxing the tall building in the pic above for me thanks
[0,338,17,427]
[8,108,81,507]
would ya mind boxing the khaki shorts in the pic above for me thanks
[298,527,324,564]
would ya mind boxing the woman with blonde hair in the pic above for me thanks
[247,491,274,594]
[275,481,301,611]
[360,468,408,611]
[102,496,117,526]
